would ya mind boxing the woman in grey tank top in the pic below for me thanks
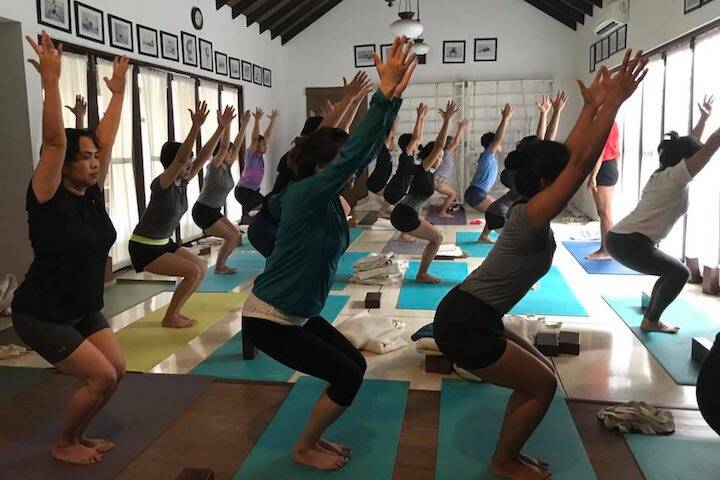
[432,52,648,480]
[431,118,467,217]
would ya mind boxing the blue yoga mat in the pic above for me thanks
[191,296,349,382]
[436,379,596,480]
[397,261,469,310]
[510,266,587,317]
[349,227,364,245]
[625,433,720,480]
[455,231,498,258]
[604,296,720,385]
[563,241,641,275]
[331,252,370,291]
[234,377,408,479]
[168,250,266,293]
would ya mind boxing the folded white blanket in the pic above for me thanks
[437,244,463,257]
[353,253,397,272]
[335,312,397,348]
[350,272,403,285]
[370,218,394,230]
[364,330,407,354]
[352,263,401,281]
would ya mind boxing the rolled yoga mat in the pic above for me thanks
[331,252,371,291]
[625,433,720,480]
[603,296,720,385]
[117,292,248,372]
[0,366,54,404]
[191,295,350,382]
[234,376,408,480]
[168,250,266,293]
[0,372,211,480]
[425,209,467,225]
[563,241,641,275]
[455,231,498,258]
[436,379,596,480]
[101,280,170,319]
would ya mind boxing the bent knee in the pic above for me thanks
[90,368,118,394]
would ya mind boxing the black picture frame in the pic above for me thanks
[199,38,213,72]
[609,30,619,55]
[229,57,241,80]
[74,2,104,44]
[443,40,466,64]
[474,38,497,62]
[618,25,627,51]
[601,37,610,60]
[37,0,72,34]
[684,0,703,14]
[242,61,253,82]
[380,43,392,62]
[108,14,133,52]
[215,51,228,76]
[137,24,158,58]
[253,64,263,85]
[354,44,376,68]
[263,68,272,88]
[181,31,197,67]
[160,31,179,62]
[589,44,596,73]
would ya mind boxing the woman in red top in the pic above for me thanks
[586,121,620,260]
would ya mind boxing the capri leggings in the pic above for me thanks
[697,333,720,436]
[242,315,367,406]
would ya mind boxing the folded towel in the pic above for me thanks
[370,218,394,230]
[335,312,398,349]
[416,337,443,356]
[350,272,403,285]
[353,253,397,272]
[598,402,675,435]
[352,263,401,281]
[437,244,463,257]
[365,330,407,354]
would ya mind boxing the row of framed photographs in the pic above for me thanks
[353,38,498,68]
[589,24,627,73]
[684,0,714,15]
[36,0,271,87]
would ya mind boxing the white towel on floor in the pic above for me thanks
[437,244,463,257]
[416,337,443,356]
[597,402,675,435]
[370,217,394,230]
[350,272,404,286]
[352,263,401,280]
[353,253,397,271]
[335,312,406,354]
[364,330,407,354]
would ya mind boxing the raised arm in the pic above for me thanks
[211,111,232,167]
[339,73,374,132]
[263,109,279,143]
[691,95,714,140]
[385,117,398,150]
[249,107,263,153]
[228,109,252,166]
[491,104,513,152]
[527,51,648,227]
[536,95,551,139]
[27,31,66,204]
[189,105,236,179]
[686,125,720,178]
[320,72,371,130]
[158,101,208,189]
[446,118,468,154]
[65,95,87,129]
[407,103,429,154]
[545,90,567,141]
[96,56,130,188]
[423,101,459,170]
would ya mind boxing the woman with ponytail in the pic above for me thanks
[383,103,428,209]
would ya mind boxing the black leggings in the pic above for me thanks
[234,186,265,216]
[243,315,367,406]
[697,333,720,436]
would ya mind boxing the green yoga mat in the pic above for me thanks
[168,250,266,293]
[331,252,371,291]
[510,266,587,317]
[234,377,408,479]
[191,296,350,382]
[117,292,248,372]
[0,367,54,404]
[436,379,596,480]
[397,261,469,310]
[604,296,720,385]
[455,231,498,258]
[101,281,169,319]
[625,434,720,480]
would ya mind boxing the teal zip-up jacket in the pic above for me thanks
[252,90,402,318]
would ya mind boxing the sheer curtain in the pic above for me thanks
[59,53,88,128]
[97,59,137,269]
[139,68,169,207]
[616,88,642,219]
[221,87,242,223]
[172,76,202,241]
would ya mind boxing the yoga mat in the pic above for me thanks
[436,379,596,480]
[625,433,720,480]
[510,266,587,317]
[101,281,169,318]
[117,292,248,372]
[168,250,266,293]
[397,261,469,310]
[381,235,430,255]
[349,227,364,245]
[563,241,641,275]
[331,252,371,291]
[0,367,54,404]
[359,211,378,226]
[604,296,720,385]
[234,377,408,479]
[0,372,211,480]
[0,325,26,347]
[455,231,498,258]
[425,209,467,225]
[191,296,349,382]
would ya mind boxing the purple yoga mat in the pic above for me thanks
[425,209,467,225]
[0,372,211,479]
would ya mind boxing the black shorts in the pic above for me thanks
[192,202,223,230]
[464,185,489,207]
[129,239,180,273]
[596,159,619,187]
[390,203,421,232]
[485,211,506,231]
[234,186,265,212]
[433,286,507,369]
[12,311,109,364]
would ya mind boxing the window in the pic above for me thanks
[221,86,242,223]
[139,68,169,208]
[59,52,88,128]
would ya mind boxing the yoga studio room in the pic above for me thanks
[2,0,720,478]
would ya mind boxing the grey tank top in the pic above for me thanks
[197,163,234,209]
[133,178,188,239]
[460,203,556,313]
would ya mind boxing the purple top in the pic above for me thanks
[237,150,264,190]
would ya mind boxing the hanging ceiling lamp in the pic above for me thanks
[389,0,423,39]
[411,38,430,55]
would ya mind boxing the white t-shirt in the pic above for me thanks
[611,161,692,243]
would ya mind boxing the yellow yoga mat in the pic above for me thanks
[117,292,248,372]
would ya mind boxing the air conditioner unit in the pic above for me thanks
[594,0,629,37]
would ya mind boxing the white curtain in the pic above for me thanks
[59,52,88,128]
[97,59,137,270]
[221,87,242,223]
[138,68,169,207]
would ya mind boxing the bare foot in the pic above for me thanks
[52,442,103,465]
[214,265,237,275]
[378,209,391,219]
[318,438,351,458]
[292,445,348,471]
[80,437,115,453]
[162,314,195,328]
[585,249,612,260]
[520,453,550,471]
[178,313,199,327]
[416,273,442,284]
[478,235,495,243]
[399,233,417,243]
[490,456,549,480]
[641,318,680,334]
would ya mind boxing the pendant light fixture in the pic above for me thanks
[389,0,423,39]
[411,38,430,55]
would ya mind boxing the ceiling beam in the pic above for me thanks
[245,0,278,26]
[230,0,259,19]
[258,0,296,34]
[282,0,345,45]
[554,0,594,17]
[523,0,578,29]
[215,0,226,11]
[267,0,319,37]
[540,0,585,24]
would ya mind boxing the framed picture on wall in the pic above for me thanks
[589,44,596,73]
[242,61,253,82]
[263,68,272,87]
[181,31,197,67]
[609,30,619,54]
[199,38,213,72]
[380,43,392,62]
[618,25,627,50]
[474,38,497,62]
[137,25,158,57]
[253,65,263,85]
[74,2,103,44]
[685,0,702,14]
[160,31,179,61]
[601,37,610,60]
[229,57,241,80]
[354,44,376,68]
[37,0,71,33]
[443,40,466,64]
[215,52,228,75]
[108,15,133,52]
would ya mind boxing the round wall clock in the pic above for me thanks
[191,7,204,30]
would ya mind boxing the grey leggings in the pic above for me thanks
[606,231,690,323]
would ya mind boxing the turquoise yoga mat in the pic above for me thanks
[397,261,469,310]
[604,296,720,385]
[168,250,266,293]
[455,231,499,258]
[436,379,596,480]
[563,241,641,275]
[191,296,350,382]
[234,377,408,480]
[331,252,371,291]
[625,433,720,480]
[509,266,587,317]
[348,227,364,245]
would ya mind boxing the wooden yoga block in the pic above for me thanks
[685,257,702,284]
[198,246,211,256]
[535,331,559,357]
[425,355,453,374]
[702,266,720,295]
[364,292,381,309]
[692,337,713,364]
[641,291,651,310]
[559,331,580,356]
[175,468,215,480]
[241,317,257,360]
